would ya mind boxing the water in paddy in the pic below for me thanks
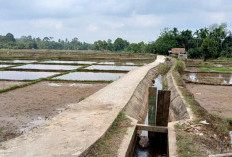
[133,75,164,157]
[86,65,139,71]
[98,61,144,66]
[185,72,232,85]
[53,72,124,81]
[0,64,13,68]
[0,60,36,63]
[41,60,96,64]
[12,64,82,70]
[0,71,58,80]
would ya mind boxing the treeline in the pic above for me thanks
[0,23,232,60]
[155,23,232,60]
[0,34,153,53]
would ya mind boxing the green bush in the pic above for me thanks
[174,61,186,74]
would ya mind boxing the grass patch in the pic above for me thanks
[226,118,232,124]
[79,97,85,102]
[200,66,232,72]
[174,60,186,74]
[86,112,131,157]
[175,125,206,157]
[158,63,170,75]
[216,57,232,61]
[162,78,167,90]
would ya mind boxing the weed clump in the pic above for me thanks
[174,60,186,74]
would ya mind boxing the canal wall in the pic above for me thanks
[0,56,166,157]
[167,70,190,121]
[123,64,161,122]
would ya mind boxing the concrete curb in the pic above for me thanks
[117,116,138,157]
[168,121,178,157]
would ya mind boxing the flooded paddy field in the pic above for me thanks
[53,71,124,81]
[11,64,82,71]
[186,84,232,118]
[0,64,13,68]
[184,72,232,85]
[85,65,139,71]
[41,60,96,64]
[0,60,37,63]
[0,81,108,142]
[0,71,59,80]
[97,61,146,66]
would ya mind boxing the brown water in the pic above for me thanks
[185,73,232,85]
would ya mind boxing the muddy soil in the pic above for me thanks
[0,81,26,90]
[186,84,232,118]
[0,81,107,142]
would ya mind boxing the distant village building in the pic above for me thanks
[168,48,188,60]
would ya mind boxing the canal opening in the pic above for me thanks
[132,75,170,157]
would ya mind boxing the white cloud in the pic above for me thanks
[32,19,63,30]
[0,0,232,43]
[87,24,98,32]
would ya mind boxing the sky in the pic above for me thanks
[0,0,232,43]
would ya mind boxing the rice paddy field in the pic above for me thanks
[0,50,155,142]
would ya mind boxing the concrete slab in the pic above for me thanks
[0,56,165,157]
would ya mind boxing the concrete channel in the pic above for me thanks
[0,56,167,157]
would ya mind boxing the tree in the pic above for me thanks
[5,33,16,42]
[154,28,180,55]
[188,48,201,58]
[113,38,129,51]
[200,37,217,61]
[179,30,194,50]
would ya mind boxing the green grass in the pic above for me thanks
[200,66,232,72]
[175,125,206,157]
[216,57,232,61]
[162,78,167,89]
[86,112,131,157]
[79,97,85,102]
[226,118,232,124]
[174,60,186,74]
[158,63,170,75]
